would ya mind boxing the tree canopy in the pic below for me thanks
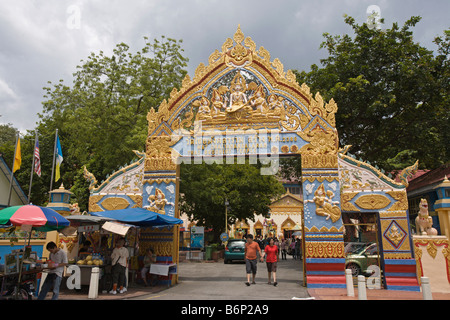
[293,16,449,172]
[0,36,189,210]
[179,161,285,241]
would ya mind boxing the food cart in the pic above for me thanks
[90,208,183,287]
[0,205,70,300]
[0,248,40,300]
[65,215,139,296]
[65,215,113,289]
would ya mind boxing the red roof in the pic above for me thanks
[406,164,450,193]
[393,170,429,184]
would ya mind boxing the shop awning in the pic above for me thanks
[66,215,115,223]
[101,221,134,236]
[89,208,183,227]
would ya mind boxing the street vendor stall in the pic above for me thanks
[65,215,116,289]
[65,214,144,298]
[90,208,183,287]
[89,208,183,227]
[0,205,70,300]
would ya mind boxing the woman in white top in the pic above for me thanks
[110,238,129,294]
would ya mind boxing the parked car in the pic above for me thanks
[224,239,246,264]
[345,243,379,277]
[344,242,370,255]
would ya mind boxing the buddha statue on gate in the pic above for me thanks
[267,94,286,120]
[306,183,341,223]
[226,72,252,117]
[148,188,168,213]
[194,96,212,121]
[211,89,226,117]
[249,85,268,115]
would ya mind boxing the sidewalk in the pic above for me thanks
[52,258,450,301]
[57,284,450,301]
[307,288,450,300]
[57,283,169,300]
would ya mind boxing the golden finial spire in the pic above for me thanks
[233,24,245,44]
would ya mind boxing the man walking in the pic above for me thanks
[244,234,264,286]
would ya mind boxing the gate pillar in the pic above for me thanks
[301,128,346,288]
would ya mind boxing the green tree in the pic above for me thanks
[293,16,449,171]
[23,36,188,209]
[0,125,44,205]
[0,123,17,147]
[179,161,285,242]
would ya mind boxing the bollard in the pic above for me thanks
[345,269,355,297]
[88,267,100,299]
[421,277,433,300]
[357,275,367,300]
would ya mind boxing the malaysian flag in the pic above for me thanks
[34,139,41,177]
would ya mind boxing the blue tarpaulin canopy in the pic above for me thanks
[89,208,183,227]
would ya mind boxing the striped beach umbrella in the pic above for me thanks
[0,205,70,232]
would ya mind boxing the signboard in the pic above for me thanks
[220,232,229,243]
[190,226,204,249]
[78,224,99,233]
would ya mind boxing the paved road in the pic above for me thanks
[129,257,310,300]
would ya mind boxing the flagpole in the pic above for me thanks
[49,128,58,198]
[7,131,19,207]
[28,131,38,203]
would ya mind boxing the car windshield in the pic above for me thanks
[353,243,377,255]
[228,241,245,248]
[345,243,368,254]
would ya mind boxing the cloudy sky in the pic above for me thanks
[0,0,448,133]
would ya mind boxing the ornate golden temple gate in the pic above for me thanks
[85,26,420,290]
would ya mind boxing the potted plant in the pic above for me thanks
[211,243,224,261]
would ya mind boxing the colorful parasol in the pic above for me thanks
[0,205,70,232]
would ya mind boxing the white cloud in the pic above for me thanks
[0,78,17,100]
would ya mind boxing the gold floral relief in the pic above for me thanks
[414,238,450,260]
[305,242,345,259]
[386,191,408,211]
[145,135,178,171]
[427,241,438,259]
[129,195,143,208]
[341,192,360,212]
[101,197,130,211]
[386,224,406,247]
[354,194,391,210]
[305,226,344,233]
[383,252,412,259]
[88,195,104,212]
[380,220,411,254]
[300,127,338,156]
[301,154,338,169]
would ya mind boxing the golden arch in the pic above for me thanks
[85,25,418,289]
[146,25,339,158]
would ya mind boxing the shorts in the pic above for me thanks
[266,261,277,272]
[245,259,258,274]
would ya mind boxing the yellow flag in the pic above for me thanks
[12,137,21,172]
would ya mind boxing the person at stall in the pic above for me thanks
[78,240,92,256]
[141,248,156,286]
[37,241,68,300]
[110,238,129,294]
